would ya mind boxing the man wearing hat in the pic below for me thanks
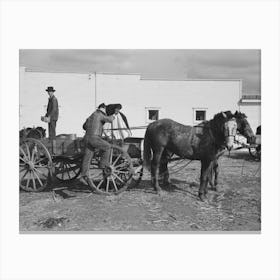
[43,86,59,154]
[80,103,117,180]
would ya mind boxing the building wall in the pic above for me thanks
[96,74,241,137]
[240,103,261,133]
[20,69,248,138]
[20,68,95,136]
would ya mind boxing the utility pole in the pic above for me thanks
[94,72,97,108]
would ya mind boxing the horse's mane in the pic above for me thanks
[234,111,247,119]
[213,111,234,120]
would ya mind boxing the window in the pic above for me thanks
[193,108,207,124]
[145,107,161,123]
[196,110,206,121]
[149,110,159,121]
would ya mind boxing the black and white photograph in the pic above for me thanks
[1,1,280,279]
[19,49,261,232]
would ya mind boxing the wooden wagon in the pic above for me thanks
[19,134,143,195]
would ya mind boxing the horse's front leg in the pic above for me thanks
[151,148,164,194]
[213,160,219,190]
[199,159,212,201]
[208,159,219,191]
[207,161,215,188]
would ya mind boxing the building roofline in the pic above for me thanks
[22,68,244,83]
[140,78,243,82]
[23,68,141,76]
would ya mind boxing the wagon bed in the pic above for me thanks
[19,134,143,194]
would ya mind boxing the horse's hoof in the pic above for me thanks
[163,181,174,189]
[209,186,218,192]
[156,190,163,196]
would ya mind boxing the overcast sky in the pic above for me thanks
[19,49,261,94]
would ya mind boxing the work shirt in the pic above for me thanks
[83,109,114,137]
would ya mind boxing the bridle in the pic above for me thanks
[224,117,238,138]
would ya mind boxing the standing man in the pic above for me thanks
[44,86,59,154]
[80,103,117,180]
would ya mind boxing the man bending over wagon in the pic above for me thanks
[80,103,119,180]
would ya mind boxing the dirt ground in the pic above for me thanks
[19,149,261,232]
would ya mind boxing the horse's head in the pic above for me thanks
[213,111,237,151]
[234,111,256,144]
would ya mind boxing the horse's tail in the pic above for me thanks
[143,129,152,172]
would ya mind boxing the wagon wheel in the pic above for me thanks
[130,158,143,188]
[86,145,133,195]
[53,156,81,182]
[249,145,261,160]
[19,138,53,192]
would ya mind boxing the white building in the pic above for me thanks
[19,67,260,137]
[239,94,261,134]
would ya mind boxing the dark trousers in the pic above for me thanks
[48,120,57,140]
[81,136,111,176]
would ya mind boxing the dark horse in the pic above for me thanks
[19,126,46,140]
[143,112,237,201]
[208,111,256,189]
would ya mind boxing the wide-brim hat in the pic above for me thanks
[46,86,56,92]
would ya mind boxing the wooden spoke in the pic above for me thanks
[96,179,104,189]
[61,165,65,180]
[106,178,110,192]
[24,142,31,159]
[57,161,64,173]
[72,167,78,175]
[20,147,28,162]
[109,149,113,164]
[112,154,121,166]
[64,163,71,179]
[34,157,46,165]
[113,173,124,184]
[34,167,48,178]
[19,155,27,163]
[25,175,31,189]
[21,169,29,180]
[31,147,36,162]
[31,174,36,190]
[114,162,128,170]
[111,176,118,191]
[34,164,48,169]
[88,169,103,179]
[20,167,26,172]
[114,170,129,174]
[20,147,27,158]
[32,169,43,187]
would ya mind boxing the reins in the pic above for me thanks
[168,159,194,175]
